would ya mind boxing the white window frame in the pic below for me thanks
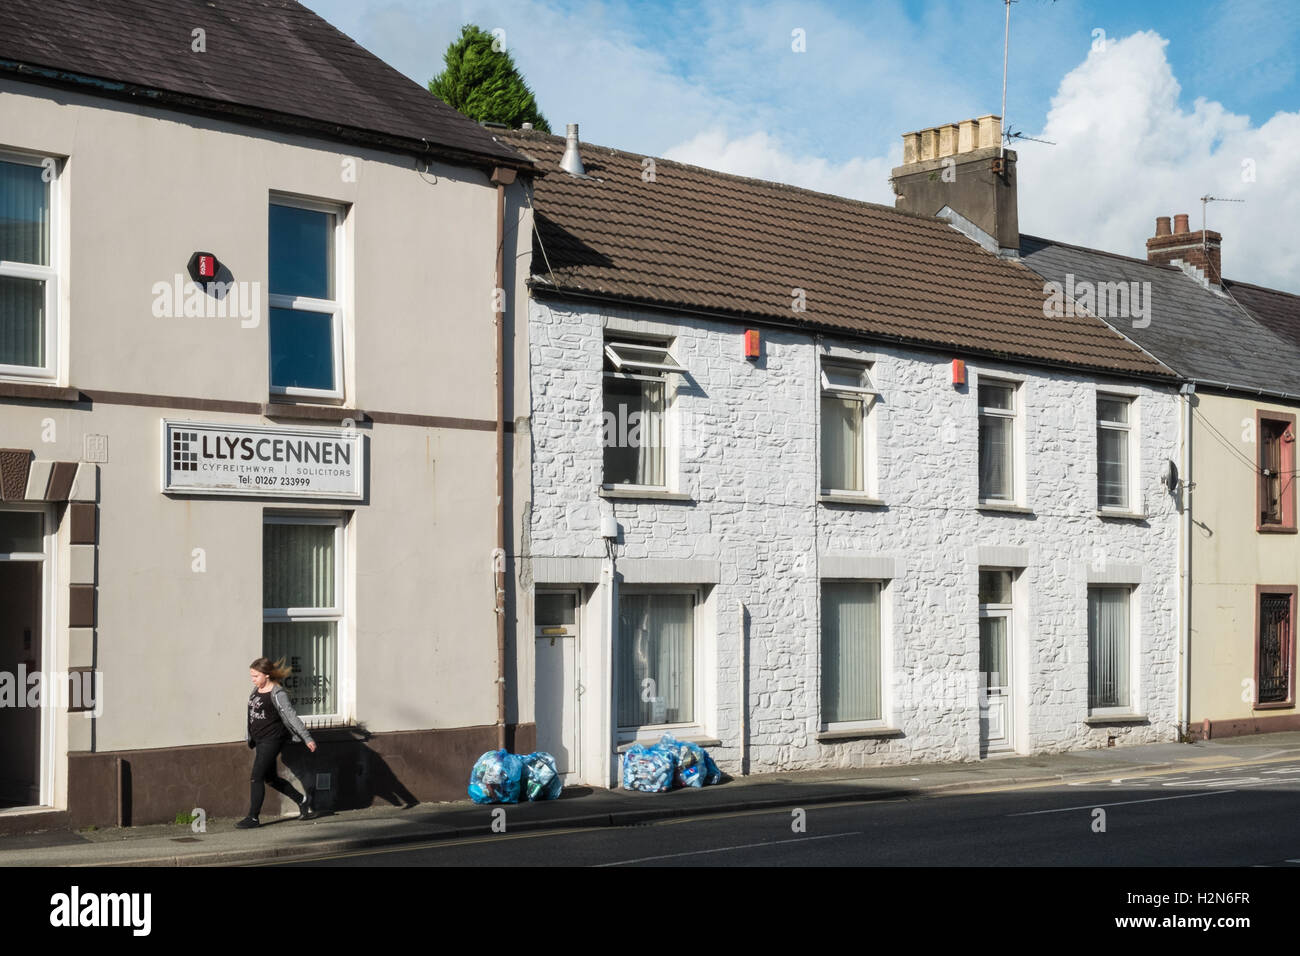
[976,374,1024,506]
[262,512,349,726]
[601,336,682,492]
[977,571,1015,676]
[1087,585,1138,716]
[819,358,878,496]
[615,586,702,740]
[268,194,346,402]
[1097,391,1139,514]
[819,578,888,732]
[0,149,60,382]
[604,341,686,375]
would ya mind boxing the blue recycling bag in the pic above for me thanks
[468,749,524,804]
[521,751,564,801]
[659,734,710,788]
[621,742,676,792]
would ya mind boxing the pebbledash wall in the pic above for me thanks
[525,296,1182,786]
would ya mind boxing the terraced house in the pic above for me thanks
[1022,215,1300,742]
[0,0,535,830]
[505,118,1185,788]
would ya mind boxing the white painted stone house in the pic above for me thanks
[506,125,1183,788]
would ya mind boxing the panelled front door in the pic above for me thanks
[534,591,580,777]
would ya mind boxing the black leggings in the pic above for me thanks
[248,732,303,818]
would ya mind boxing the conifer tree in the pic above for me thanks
[429,24,551,132]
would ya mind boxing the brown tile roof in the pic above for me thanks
[0,0,527,169]
[504,130,1172,378]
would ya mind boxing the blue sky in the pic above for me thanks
[302,0,1300,291]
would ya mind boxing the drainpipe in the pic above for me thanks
[491,166,517,751]
[1179,383,1195,739]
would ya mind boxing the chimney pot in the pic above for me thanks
[976,114,1001,150]
[1174,213,1190,234]
[958,119,977,154]
[919,128,938,162]
[937,123,959,158]
[902,131,920,165]
[1155,216,1171,237]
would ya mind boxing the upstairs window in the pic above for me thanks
[1097,395,1134,511]
[1258,414,1295,531]
[0,153,57,379]
[269,198,344,400]
[602,339,684,488]
[978,381,1017,502]
[820,361,876,494]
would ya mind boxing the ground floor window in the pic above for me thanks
[617,591,694,730]
[1257,589,1295,706]
[1088,587,1131,710]
[262,514,345,718]
[820,580,882,724]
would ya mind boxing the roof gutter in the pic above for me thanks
[1184,378,1300,404]
[528,284,1181,387]
[0,59,538,175]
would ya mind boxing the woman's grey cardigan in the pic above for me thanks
[246,684,316,746]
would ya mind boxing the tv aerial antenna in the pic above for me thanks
[1004,125,1055,147]
[1199,194,1244,235]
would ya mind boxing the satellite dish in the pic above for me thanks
[1161,459,1179,493]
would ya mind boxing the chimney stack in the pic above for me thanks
[891,115,1019,257]
[1146,213,1222,286]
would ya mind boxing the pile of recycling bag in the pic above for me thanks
[468,749,564,804]
[621,733,722,792]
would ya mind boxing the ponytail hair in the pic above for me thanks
[250,656,292,682]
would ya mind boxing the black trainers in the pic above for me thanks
[298,793,317,821]
[235,816,260,829]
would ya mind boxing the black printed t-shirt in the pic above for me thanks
[248,688,286,741]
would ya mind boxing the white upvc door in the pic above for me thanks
[978,569,1015,757]
[534,590,581,778]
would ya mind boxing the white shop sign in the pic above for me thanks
[162,420,364,500]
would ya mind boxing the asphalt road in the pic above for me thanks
[267,756,1300,867]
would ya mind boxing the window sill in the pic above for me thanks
[263,402,366,424]
[976,502,1034,515]
[1098,509,1147,521]
[616,735,721,753]
[1257,525,1298,535]
[818,493,887,507]
[1252,701,1295,711]
[0,381,81,403]
[816,727,903,742]
[1083,713,1148,726]
[600,487,694,502]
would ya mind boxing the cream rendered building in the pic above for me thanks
[0,0,535,829]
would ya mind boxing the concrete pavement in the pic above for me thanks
[5,732,1300,866]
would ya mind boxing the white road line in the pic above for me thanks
[594,831,862,867]
[1007,790,1237,816]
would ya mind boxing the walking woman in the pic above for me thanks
[238,657,318,829]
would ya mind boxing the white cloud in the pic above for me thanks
[661,129,899,203]
[1020,30,1300,291]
